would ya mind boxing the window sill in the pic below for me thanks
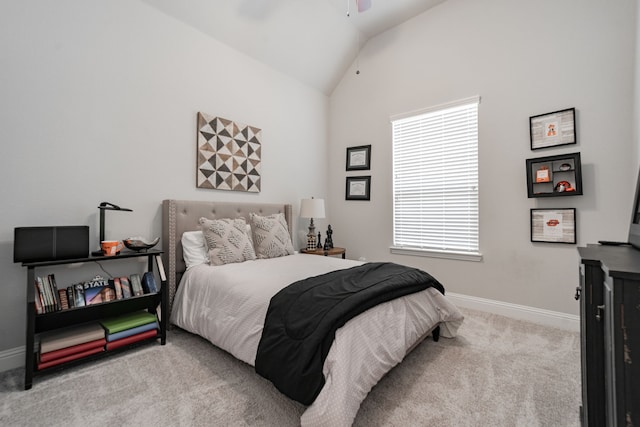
[389,246,483,262]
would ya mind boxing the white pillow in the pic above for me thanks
[181,231,208,269]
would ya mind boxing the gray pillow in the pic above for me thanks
[249,212,294,259]
[199,217,256,266]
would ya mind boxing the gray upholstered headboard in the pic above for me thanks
[161,199,293,316]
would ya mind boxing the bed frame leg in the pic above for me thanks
[432,325,441,342]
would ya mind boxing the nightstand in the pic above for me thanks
[300,247,346,259]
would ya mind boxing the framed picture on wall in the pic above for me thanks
[529,108,576,150]
[346,145,371,171]
[346,176,371,200]
[530,208,576,244]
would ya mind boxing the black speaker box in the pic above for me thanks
[14,226,89,263]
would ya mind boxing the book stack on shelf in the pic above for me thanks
[38,322,106,370]
[34,274,64,314]
[100,311,159,351]
[36,312,160,370]
[33,273,159,313]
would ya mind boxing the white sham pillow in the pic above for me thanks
[181,230,208,269]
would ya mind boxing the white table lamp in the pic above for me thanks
[300,198,325,248]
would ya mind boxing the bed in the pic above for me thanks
[161,199,464,426]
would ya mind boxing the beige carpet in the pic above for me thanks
[0,308,580,426]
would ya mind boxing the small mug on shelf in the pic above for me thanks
[101,240,123,256]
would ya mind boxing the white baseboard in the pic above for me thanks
[446,292,580,332]
[0,345,24,373]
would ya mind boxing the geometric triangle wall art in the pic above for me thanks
[196,112,262,192]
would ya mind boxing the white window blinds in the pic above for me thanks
[391,97,479,255]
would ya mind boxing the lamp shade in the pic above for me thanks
[300,198,325,219]
[356,0,372,12]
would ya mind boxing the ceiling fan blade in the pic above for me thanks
[356,0,371,13]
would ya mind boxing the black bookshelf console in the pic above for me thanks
[577,244,640,426]
[22,249,167,390]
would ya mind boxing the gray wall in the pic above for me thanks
[0,1,329,353]
[328,0,637,315]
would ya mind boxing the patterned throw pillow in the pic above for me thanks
[199,217,256,266]
[249,212,294,259]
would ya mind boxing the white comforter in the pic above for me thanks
[170,254,463,426]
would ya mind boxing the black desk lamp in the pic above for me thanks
[91,202,133,256]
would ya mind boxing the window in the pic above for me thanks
[390,96,481,261]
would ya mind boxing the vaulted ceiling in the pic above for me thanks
[141,0,445,94]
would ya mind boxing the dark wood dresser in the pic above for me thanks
[578,244,640,427]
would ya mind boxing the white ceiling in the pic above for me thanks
[141,0,445,94]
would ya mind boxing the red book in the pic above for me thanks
[40,338,107,363]
[105,329,157,351]
[37,346,104,370]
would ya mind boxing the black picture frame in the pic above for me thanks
[346,145,371,171]
[529,107,576,150]
[345,176,371,200]
[530,208,576,244]
[525,152,583,198]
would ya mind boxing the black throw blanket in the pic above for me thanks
[254,262,445,405]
